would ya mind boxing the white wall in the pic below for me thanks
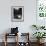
[0,0,36,42]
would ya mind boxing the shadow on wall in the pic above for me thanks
[29,25,38,42]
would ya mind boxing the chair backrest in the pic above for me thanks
[18,33,29,42]
[11,27,18,34]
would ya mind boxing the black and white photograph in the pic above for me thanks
[11,6,24,22]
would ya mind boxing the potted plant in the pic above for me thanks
[32,25,39,30]
[32,24,45,30]
[33,32,46,43]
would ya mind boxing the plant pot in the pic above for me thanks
[37,39,40,43]
[40,39,45,43]
[37,39,45,44]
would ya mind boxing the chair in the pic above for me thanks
[18,33,30,46]
[4,33,18,46]
[4,27,19,46]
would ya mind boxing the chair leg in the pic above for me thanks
[4,33,7,46]
[4,41,7,46]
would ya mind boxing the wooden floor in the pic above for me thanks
[0,42,46,46]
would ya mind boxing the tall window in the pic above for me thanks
[37,0,46,18]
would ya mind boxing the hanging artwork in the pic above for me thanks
[11,6,24,22]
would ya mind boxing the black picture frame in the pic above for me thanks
[11,6,24,22]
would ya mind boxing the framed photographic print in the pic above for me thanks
[11,6,24,22]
